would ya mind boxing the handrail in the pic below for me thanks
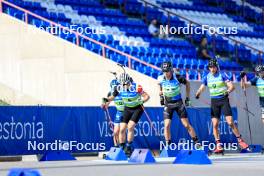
[0,0,161,72]
[244,0,264,15]
[139,0,264,61]
[204,0,264,29]
[0,0,254,81]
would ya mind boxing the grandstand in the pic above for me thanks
[2,0,263,82]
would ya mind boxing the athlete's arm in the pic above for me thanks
[240,80,251,89]
[157,76,163,96]
[157,79,164,105]
[177,74,190,98]
[195,75,207,98]
[240,71,252,89]
[222,73,235,94]
[138,84,150,103]
[226,81,235,94]
[103,92,112,108]
[195,84,206,98]
[240,76,257,89]
[141,92,150,103]
[106,95,115,102]
[102,89,118,108]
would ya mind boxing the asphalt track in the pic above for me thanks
[0,153,264,176]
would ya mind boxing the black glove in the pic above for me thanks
[185,97,191,106]
[224,91,229,97]
[101,98,110,109]
[102,97,109,103]
[160,95,165,106]
[240,71,246,79]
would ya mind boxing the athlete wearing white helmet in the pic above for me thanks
[102,73,150,156]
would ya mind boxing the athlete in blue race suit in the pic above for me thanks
[196,59,249,153]
[104,79,125,147]
[158,61,200,148]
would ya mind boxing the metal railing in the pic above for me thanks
[0,0,161,71]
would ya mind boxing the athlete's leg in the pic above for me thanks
[225,116,240,137]
[125,106,143,155]
[119,122,127,145]
[222,98,248,149]
[164,106,173,145]
[113,111,122,146]
[225,115,249,149]
[127,120,136,143]
[176,100,198,141]
[212,117,220,140]
[211,99,223,153]
[113,124,120,146]
[211,99,221,141]
[164,119,172,142]
[211,117,224,153]
[222,97,241,137]
[127,106,144,143]
[181,118,197,139]
[119,108,131,149]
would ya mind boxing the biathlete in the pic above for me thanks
[102,79,124,147]
[158,61,200,147]
[102,73,150,155]
[240,65,264,123]
[195,59,249,153]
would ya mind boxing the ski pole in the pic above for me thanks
[140,105,163,141]
[229,96,255,117]
[242,82,253,145]
[103,108,119,145]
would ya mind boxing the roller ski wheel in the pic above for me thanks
[238,138,251,153]
[240,146,253,153]
[238,138,249,150]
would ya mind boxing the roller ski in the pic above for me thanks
[208,142,224,156]
[238,138,252,152]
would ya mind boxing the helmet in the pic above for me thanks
[119,73,132,85]
[161,61,172,72]
[110,79,119,88]
[208,59,219,68]
[255,65,264,73]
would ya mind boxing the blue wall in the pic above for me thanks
[0,106,237,156]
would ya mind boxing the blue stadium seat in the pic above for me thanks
[177,59,185,69]
[184,59,192,69]
[7,0,256,81]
